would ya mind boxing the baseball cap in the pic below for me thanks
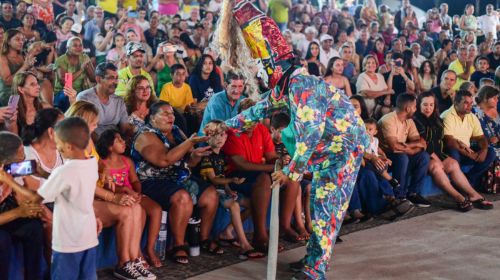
[70,23,83,34]
[320,34,334,42]
[126,41,145,56]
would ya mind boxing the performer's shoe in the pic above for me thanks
[289,259,304,272]
[291,271,313,280]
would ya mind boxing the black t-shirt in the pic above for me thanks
[487,53,500,72]
[0,16,21,30]
[383,71,411,106]
[470,71,494,88]
[144,29,168,56]
[430,86,453,114]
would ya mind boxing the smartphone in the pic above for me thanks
[7,95,20,111]
[128,11,138,18]
[64,72,73,89]
[395,60,402,67]
[4,160,37,177]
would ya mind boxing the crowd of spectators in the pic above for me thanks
[0,0,499,279]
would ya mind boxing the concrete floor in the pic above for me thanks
[189,201,500,280]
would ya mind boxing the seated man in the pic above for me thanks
[223,99,300,251]
[430,70,457,114]
[378,93,431,207]
[77,62,134,138]
[198,70,245,135]
[441,90,496,189]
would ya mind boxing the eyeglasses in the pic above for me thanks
[103,76,119,81]
[136,86,152,91]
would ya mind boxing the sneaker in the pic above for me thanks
[389,178,400,188]
[133,258,157,280]
[113,261,142,280]
[408,193,431,208]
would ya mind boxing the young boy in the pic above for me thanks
[199,120,264,259]
[471,56,494,89]
[159,63,195,112]
[364,118,400,188]
[0,117,101,280]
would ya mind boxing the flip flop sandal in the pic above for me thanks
[201,239,224,255]
[170,245,189,265]
[471,198,494,210]
[239,249,265,260]
[457,198,473,212]
[218,238,240,247]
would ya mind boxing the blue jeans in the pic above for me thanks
[54,91,70,112]
[0,219,44,280]
[447,147,496,188]
[52,246,97,280]
[348,184,361,211]
[387,151,430,199]
[357,166,394,214]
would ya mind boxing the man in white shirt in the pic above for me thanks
[478,4,500,40]
[411,42,427,68]
[319,34,340,69]
[440,3,452,37]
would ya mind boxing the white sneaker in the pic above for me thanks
[133,258,157,280]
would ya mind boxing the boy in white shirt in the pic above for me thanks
[0,117,101,280]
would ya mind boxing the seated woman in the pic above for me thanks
[54,37,94,112]
[188,54,223,103]
[131,100,222,264]
[304,41,324,76]
[22,108,64,264]
[65,101,156,279]
[324,57,352,96]
[473,86,500,193]
[356,55,394,118]
[0,132,44,279]
[414,91,493,210]
[124,75,158,132]
[11,71,53,138]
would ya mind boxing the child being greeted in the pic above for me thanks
[0,117,101,280]
[200,120,265,259]
[96,129,163,268]
[363,118,400,188]
[270,113,311,241]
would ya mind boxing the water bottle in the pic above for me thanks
[154,211,168,260]
[187,217,201,256]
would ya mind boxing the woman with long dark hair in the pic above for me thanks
[188,54,223,102]
[0,30,36,106]
[304,41,324,76]
[324,57,352,96]
[417,60,437,94]
[414,91,493,210]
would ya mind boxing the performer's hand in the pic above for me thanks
[271,171,289,186]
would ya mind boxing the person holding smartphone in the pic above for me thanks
[0,131,45,280]
[384,52,416,108]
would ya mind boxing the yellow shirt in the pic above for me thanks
[116,67,156,97]
[448,60,475,91]
[98,0,118,14]
[441,106,484,147]
[159,82,194,111]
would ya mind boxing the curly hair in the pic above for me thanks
[124,75,157,115]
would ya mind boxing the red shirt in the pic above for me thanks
[222,123,275,174]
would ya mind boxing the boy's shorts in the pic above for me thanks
[51,246,97,280]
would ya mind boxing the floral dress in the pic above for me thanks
[225,68,369,279]
[474,106,500,159]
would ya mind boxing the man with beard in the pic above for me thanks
[378,94,431,207]
[115,41,155,97]
[487,41,500,71]
[76,62,134,138]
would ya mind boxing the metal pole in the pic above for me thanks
[266,160,283,280]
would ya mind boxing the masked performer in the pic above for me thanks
[214,0,370,279]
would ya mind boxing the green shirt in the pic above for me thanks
[54,54,91,93]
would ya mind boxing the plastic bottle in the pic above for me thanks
[187,217,201,256]
[154,211,168,260]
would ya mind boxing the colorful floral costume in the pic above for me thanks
[219,1,369,278]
